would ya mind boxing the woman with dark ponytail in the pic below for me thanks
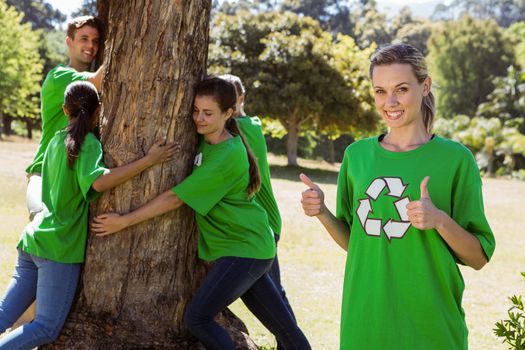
[92,76,311,350]
[300,44,495,349]
[0,81,177,349]
[63,81,101,167]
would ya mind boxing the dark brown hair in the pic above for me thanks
[195,76,261,196]
[67,16,103,39]
[63,81,100,167]
[369,44,435,133]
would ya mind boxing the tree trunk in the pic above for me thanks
[2,115,13,135]
[286,115,299,166]
[43,1,256,349]
[25,118,33,139]
[327,137,335,164]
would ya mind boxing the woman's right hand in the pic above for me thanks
[300,173,325,217]
[92,213,129,236]
[146,141,180,166]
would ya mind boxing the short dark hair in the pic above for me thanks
[67,16,103,40]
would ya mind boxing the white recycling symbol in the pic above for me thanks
[357,177,411,240]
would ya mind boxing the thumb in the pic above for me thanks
[420,176,430,200]
[300,173,319,190]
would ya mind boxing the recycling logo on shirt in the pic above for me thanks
[356,177,411,240]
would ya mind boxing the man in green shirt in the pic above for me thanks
[17,15,105,331]
[26,16,105,220]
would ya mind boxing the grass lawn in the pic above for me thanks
[1,138,524,349]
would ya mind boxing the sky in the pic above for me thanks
[47,0,443,20]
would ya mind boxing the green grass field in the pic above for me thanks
[1,138,524,349]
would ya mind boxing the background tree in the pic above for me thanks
[506,21,525,67]
[389,7,434,56]
[5,0,67,138]
[44,1,257,348]
[71,0,98,17]
[0,0,42,138]
[434,115,525,176]
[431,0,525,27]
[282,0,353,35]
[351,0,392,48]
[392,20,433,56]
[5,0,65,30]
[476,65,525,133]
[209,11,377,165]
[317,34,379,162]
[427,15,515,117]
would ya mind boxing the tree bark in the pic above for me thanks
[43,1,257,349]
[2,115,13,135]
[286,114,299,166]
[327,137,335,164]
[25,118,33,139]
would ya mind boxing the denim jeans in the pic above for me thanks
[0,249,81,350]
[268,234,297,350]
[184,256,311,350]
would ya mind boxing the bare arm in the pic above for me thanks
[92,141,178,193]
[407,176,488,270]
[91,190,183,236]
[300,173,350,251]
[87,64,105,91]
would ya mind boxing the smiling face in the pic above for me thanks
[193,94,233,143]
[372,63,431,132]
[66,25,100,70]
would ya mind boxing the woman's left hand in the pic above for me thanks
[406,176,446,230]
[92,213,129,236]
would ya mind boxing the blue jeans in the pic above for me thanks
[184,256,311,350]
[269,234,297,350]
[0,249,80,350]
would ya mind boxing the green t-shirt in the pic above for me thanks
[237,116,282,235]
[336,135,495,350]
[173,135,276,261]
[19,131,107,263]
[26,65,91,174]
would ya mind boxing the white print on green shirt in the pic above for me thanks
[194,153,202,166]
[357,176,411,240]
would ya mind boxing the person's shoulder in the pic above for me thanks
[46,64,72,78]
[80,133,102,151]
[432,135,474,158]
[202,136,243,158]
[48,129,67,146]
[237,115,262,130]
[343,136,376,156]
[227,135,246,153]
[84,132,101,144]
[222,136,249,164]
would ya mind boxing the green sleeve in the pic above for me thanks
[451,155,495,261]
[75,135,108,202]
[173,160,232,216]
[336,151,354,227]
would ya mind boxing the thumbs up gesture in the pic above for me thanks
[300,173,325,217]
[406,176,444,230]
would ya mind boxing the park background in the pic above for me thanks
[1,0,525,349]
